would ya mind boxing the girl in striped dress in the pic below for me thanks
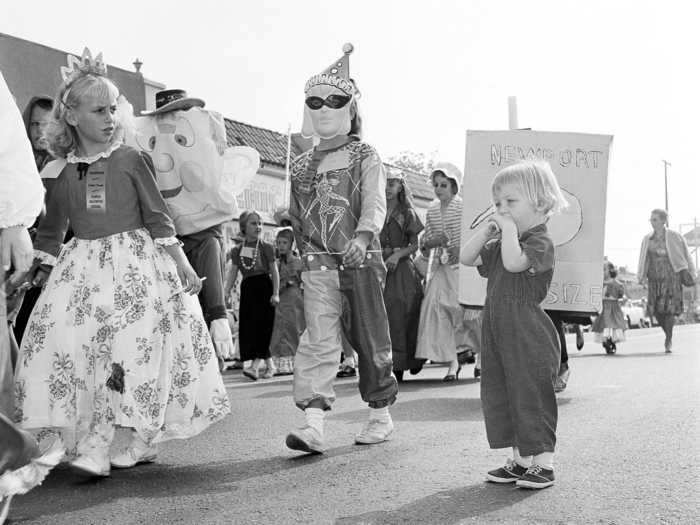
[415,163,466,381]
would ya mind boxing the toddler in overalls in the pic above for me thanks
[284,44,397,454]
[461,160,568,489]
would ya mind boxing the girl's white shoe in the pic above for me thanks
[110,446,157,469]
[70,453,110,477]
[110,433,157,469]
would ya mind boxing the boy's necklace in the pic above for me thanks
[239,239,259,271]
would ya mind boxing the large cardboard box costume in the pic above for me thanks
[126,91,259,359]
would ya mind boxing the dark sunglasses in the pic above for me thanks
[305,94,352,110]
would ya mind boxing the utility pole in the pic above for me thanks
[662,159,671,221]
[508,96,518,130]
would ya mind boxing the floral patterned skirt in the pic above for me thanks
[14,229,230,449]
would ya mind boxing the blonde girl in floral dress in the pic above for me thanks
[13,50,230,477]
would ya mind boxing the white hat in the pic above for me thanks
[431,162,463,193]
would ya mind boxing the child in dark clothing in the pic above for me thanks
[269,228,304,375]
[461,160,568,489]
[592,264,627,354]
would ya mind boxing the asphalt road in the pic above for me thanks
[9,324,700,525]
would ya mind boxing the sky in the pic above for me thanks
[3,0,699,271]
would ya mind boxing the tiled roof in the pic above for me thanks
[683,226,700,247]
[224,119,304,168]
[223,118,434,201]
[385,163,433,202]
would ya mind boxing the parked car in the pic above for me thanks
[621,299,651,328]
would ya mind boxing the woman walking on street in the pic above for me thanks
[637,209,696,353]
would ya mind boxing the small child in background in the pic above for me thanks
[269,228,304,375]
[461,160,568,490]
[225,210,279,380]
[592,263,626,354]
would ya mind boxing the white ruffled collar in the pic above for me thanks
[66,141,122,164]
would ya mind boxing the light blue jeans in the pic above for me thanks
[293,267,397,410]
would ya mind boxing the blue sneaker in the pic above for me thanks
[515,465,555,489]
[486,459,528,483]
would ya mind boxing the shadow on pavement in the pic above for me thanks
[397,377,481,389]
[333,397,484,422]
[253,373,481,400]
[12,446,362,523]
[254,380,365,399]
[335,482,536,524]
[571,352,670,359]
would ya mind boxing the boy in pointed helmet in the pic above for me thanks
[285,45,398,454]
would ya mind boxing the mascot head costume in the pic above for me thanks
[128,89,259,235]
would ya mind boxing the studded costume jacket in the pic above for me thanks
[289,136,386,278]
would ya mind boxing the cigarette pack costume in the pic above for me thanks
[288,46,397,412]
[478,224,560,456]
[14,144,231,454]
[129,90,259,361]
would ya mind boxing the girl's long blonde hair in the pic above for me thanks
[44,74,134,158]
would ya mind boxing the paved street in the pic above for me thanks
[10,324,700,525]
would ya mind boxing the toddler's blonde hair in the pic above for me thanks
[492,160,568,216]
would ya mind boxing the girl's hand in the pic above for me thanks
[482,220,502,241]
[178,262,203,295]
[343,237,369,267]
[385,252,401,271]
[1,226,33,276]
[489,214,515,232]
[32,267,51,287]
[447,245,461,261]
[423,233,448,250]
[270,293,280,307]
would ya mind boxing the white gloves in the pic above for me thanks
[210,318,234,369]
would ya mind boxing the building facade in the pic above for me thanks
[2,32,436,255]
[1,33,149,114]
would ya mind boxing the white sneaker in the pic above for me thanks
[110,443,158,469]
[70,453,110,477]
[354,418,394,445]
[242,366,259,381]
[285,426,325,454]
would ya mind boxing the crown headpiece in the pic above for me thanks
[304,43,356,96]
[60,47,108,83]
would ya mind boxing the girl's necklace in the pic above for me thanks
[239,239,259,271]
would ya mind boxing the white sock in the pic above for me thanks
[533,451,554,469]
[369,407,391,423]
[513,447,533,468]
[305,408,325,434]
